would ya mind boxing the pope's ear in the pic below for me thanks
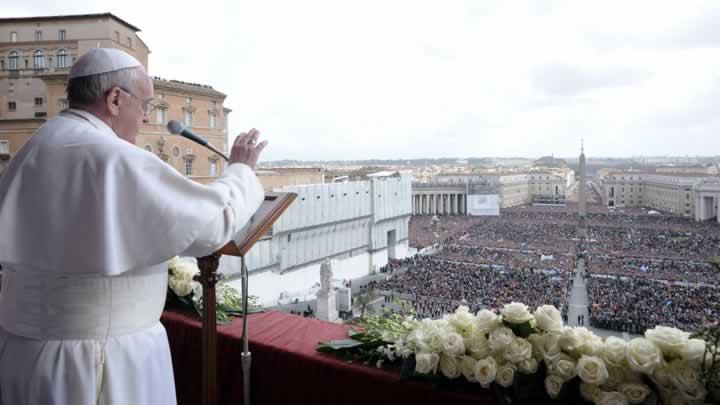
[105,87,122,116]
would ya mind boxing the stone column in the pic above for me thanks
[460,194,465,214]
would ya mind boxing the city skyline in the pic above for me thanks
[4,1,720,161]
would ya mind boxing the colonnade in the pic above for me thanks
[412,193,466,215]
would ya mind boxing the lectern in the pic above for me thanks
[194,191,296,405]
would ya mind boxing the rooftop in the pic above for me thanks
[152,77,226,98]
[0,12,141,32]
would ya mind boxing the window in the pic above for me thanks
[0,140,8,154]
[185,97,191,104]
[172,145,180,159]
[0,60,3,70]
[10,32,17,42]
[156,108,166,124]
[127,37,133,48]
[59,30,66,40]
[8,51,18,70]
[209,113,216,129]
[34,50,45,69]
[34,97,43,106]
[7,101,16,111]
[144,144,153,152]
[115,31,120,42]
[185,159,193,176]
[56,49,68,68]
[210,160,217,176]
[35,31,42,41]
[58,98,68,110]
[184,110,192,126]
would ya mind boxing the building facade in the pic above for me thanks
[219,175,413,306]
[411,169,574,214]
[599,171,720,221]
[0,13,229,179]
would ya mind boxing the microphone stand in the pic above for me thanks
[240,255,252,405]
[174,129,257,404]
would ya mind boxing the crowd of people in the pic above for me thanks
[398,205,720,333]
[587,255,719,284]
[372,256,569,319]
[586,276,719,333]
[437,244,574,272]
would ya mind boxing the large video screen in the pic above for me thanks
[467,194,500,216]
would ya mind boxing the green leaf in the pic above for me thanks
[316,339,365,352]
[502,319,536,339]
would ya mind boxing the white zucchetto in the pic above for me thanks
[68,48,142,80]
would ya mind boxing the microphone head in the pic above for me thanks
[167,120,184,135]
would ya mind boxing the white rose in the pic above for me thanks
[618,383,652,404]
[474,356,498,388]
[597,391,629,405]
[540,334,563,365]
[501,302,533,324]
[603,336,629,368]
[576,327,603,356]
[448,306,476,337]
[579,382,601,402]
[544,374,564,399]
[475,309,501,333]
[496,363,516,388]
[439,354,461,379]
[415,352,440,374]
[171,278,193,297]
[504,337,533,364]
[488,327,515,353]
[668,359,701,392]
[604,366,626,390]
[625,338,662,374]
[645,326,690,358]
[459,355,477,382]
[679,385,707,403]
[442,332,466,356]
[550,353,577,382]
[464,332,491,360]
[534,305,563,332]
[652,364,674,391]
[682,338,709,369]
[577,355,609,385]
[558,327,584,354]
[518,357,538,374]
[527,334,546,361]
[428,329,446,353]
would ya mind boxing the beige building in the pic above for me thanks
[430,169,573,209]
[255,167,325,191]
[599,171,720,220]
[0,13,230,179]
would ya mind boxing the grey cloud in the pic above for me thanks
[531,64,651,97]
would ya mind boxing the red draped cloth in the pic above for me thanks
[161,310,498,405]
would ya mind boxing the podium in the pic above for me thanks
[193,191,296,405]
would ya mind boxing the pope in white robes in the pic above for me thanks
[0,48,267,404]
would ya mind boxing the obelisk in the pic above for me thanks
[577,141,588,238]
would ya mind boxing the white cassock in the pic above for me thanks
[0,109,265,404]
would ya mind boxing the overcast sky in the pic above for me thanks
[5,1,720,161]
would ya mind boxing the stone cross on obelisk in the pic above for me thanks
[577,140,588,238]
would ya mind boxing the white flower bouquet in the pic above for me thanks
[317,301,718,404]
[166,256,261,323]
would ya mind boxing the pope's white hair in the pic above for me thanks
[66,66,145,108]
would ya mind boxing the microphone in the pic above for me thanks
[167,120,229,162]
